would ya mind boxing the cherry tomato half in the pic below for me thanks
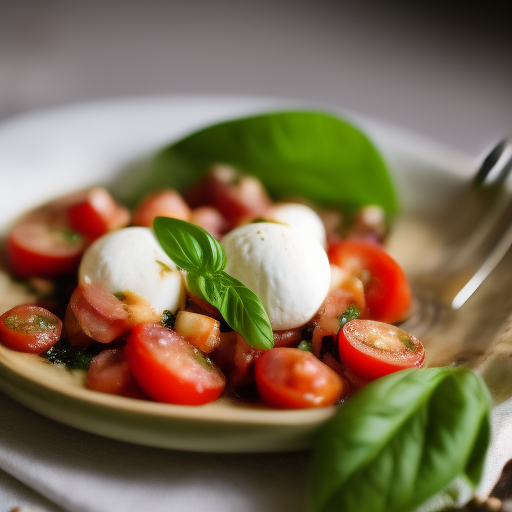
[0,305,62,353]
[328,240,412,323]
[254,347,346,409]
[338,319,425,381]
[67,187,130,240]
[86,347,148,399]
[125,323,225,405]
[132,189,191,228]
[8,221,86,278]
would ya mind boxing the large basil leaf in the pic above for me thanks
[136,111,398,216]
[309,367,491,512]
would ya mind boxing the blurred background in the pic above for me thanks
[1,0,511,155]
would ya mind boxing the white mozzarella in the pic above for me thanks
[221,222,331,330]
[79,227,185,314]
[265,202,326,247]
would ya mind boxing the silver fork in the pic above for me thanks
[400,138,512,336]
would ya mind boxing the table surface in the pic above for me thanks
[1,0,511,155]
[1,2,512,512]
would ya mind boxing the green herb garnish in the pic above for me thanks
[309,367,491,512]
[338,304,361,328]
[4,314,58,334]
[297,340,312,352]
[45,343,93,371]
[153,216,273,350]
[161,310,176,329]
[114,291,127,301]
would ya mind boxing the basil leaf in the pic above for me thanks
[153,216,225,274]
[188,272,274,350]
[134,111,398,216]
[153,217,273,350]
[309,367,491,512]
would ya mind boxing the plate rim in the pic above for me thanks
[0,94,480,451]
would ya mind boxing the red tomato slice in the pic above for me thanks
[328,240,412,323]
[125,323,225,405]
[69,283,132,344]
[86,347,148,399]
[67,187,130,239]
[0,305,62,354]
[8,221,86,278]
[189,206,228,239]
[254,347,346,409]
[132,189,191,228]
[211,331,261,393]
[338,319,425,381]
[185,166,271,227]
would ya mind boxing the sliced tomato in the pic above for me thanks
[328,240,411,323]
[8,221,86,278]
[189,206,228,239]
[63,302,95,347]
[67,187,130,239]
[125,323,225,405]
[0,305,62,353]
[338,319,425,381]
[185,166,271,227]
[211,331,261,393]
[254,347,346,409]
[69,283,132,343]
[273,327,304,348]
[86,347,148,399]
[132,189,191,228]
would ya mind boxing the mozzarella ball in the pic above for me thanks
[221,222,331,330]
[79,227,185,314]
[265,203,326,247]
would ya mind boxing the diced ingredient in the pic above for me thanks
[254,347,346,408]
[328,240,411,323]
[125,323,225,405]
[8,221,86,278]
[0,305,62,353]
[132,189,191,228]
[67,187,130,240]
[173,310,220,353]
[78,227,186,315]
[221,222,331,330]
[338,319,425,380]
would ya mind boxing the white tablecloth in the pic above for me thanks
[1,388,511,512]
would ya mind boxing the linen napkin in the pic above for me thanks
[1,385,512,512]
[0,390,310,512]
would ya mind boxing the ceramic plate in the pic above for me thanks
[0,96,510,452]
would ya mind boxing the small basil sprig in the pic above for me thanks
[153,216,273,350]
[309,367,491,512]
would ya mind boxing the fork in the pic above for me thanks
[400,138,512,336]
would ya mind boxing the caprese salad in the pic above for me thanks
[0,163,423,409]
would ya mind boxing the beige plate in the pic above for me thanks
[0,96,511,452]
